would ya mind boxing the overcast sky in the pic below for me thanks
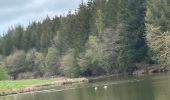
[0,0,88,35]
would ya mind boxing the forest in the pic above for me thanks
[0,0,170,80]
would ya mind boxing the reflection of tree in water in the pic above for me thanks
[152,75,170,100]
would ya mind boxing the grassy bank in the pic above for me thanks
[0,77,88,96]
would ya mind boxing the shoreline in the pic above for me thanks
[0,77,88,96]
[0,68,169,97]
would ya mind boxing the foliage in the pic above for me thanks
[25,49,45,78]
[95,9,105,36]
[78,36,105,76]
[17,72,34,80]
[0,64,9,81]
[45,47,60,75]
[5,50,26,78]
[0,0,169,78]
[146,25,170,67]
[145,0,170,67]
[117,0,148,73]
[60,49,80,78]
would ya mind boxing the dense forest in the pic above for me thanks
[0,0,170,80]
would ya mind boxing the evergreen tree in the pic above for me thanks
[118,0,148,72]
[1,0,168,78]
[95,9,105,37]
[146,0,170,67]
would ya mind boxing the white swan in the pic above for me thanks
[103,86,108,89]
[94,87,98,90]
[134,79,140,82]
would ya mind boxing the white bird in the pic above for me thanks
[103,86,108,89]
[134,79,140,82]
[94,87,98,90]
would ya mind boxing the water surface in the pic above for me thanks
[1,74,170,100]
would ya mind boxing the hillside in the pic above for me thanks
[0,0,170,80]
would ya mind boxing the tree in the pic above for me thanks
[0,65,9,80]
[1,0,166,78]
[78,35,106,76]
[25,49,45,78]
[1,30,14,55]
[12,25,24,49]
[117,0,148,73]
[146,0,170,67]
[40,32,50,52]
[146,0,170,32]
[100,28,121,74]
[104,0,119,27]
[45,47,60,75]
[146,25,170,68]
[60,49,80,78]
[95,9,105,37]
[5,50,26,79]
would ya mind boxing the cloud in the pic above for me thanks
[0,0,88,35]
[0,0,31,8]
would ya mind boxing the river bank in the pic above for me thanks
[0,64,169,97]
[0,77,88,96]
[133,64,169,76]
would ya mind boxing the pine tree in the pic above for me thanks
[95,9,105,37]
[118,0,148,72]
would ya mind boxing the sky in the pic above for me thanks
[0,0,88,35]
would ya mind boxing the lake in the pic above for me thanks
[1,73,170,100]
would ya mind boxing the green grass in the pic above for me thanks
[0,77,88,94]
[0,79,56,92]
[0,77,88,96]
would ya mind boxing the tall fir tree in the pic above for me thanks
[118,0,148,72]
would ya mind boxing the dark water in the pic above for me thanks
[1,74,170,100]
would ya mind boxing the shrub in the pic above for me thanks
[5,50,26,78]
[60,49,80,78]
[17,72,34,79]
[0,65,9,81]
[146,24,170,67]
[45,47,60,75]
